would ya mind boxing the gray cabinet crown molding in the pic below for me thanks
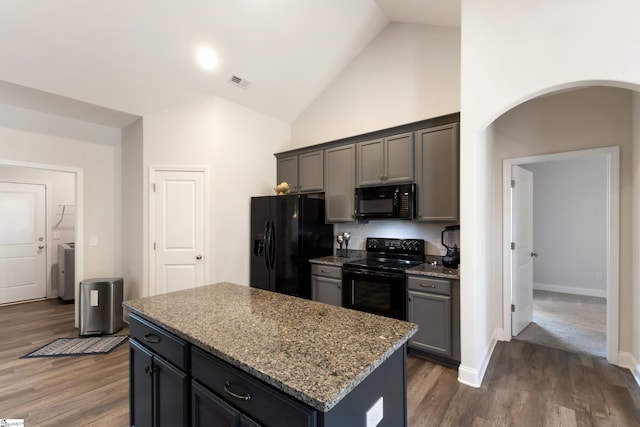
[275,112,460,160]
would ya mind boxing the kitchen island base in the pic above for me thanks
[124,283,416,427]
[192,343,407,427]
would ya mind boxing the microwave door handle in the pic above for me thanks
[393,190,399,214]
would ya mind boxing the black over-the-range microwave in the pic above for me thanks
[354,183,416,220]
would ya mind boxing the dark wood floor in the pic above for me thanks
[407,343,640,426]
[0,299,129,426]
[2,299,639,426]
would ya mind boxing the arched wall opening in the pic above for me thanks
[458,81,640,387]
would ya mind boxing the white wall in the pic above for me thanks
[0,104,122,283]
[122,118,144,300]
[141,97,290,296]
[524,157,607,297]
[460,0,640,386]
[632,92,640,376]
[291,22,460,148]
[0,166,75,297]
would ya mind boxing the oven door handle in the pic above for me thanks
[343,268,402,279]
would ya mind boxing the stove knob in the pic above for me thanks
[368,239,378,249]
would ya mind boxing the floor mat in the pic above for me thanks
[21,335,128,358]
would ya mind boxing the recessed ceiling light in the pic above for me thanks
[196,46,218,71]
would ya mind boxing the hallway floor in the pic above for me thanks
[514,290,606,358]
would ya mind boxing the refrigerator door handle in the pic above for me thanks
[267,221,276,270]
[269,222,276,271]
[264,222,271,271]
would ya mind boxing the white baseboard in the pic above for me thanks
[533,282,606,298]
[457,328,500,388]
[618,351,640,388]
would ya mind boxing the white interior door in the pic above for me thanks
[0,182,47,304]
[511,166,534,336]
[152,169,206,295]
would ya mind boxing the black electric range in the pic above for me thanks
[342,237,425,320]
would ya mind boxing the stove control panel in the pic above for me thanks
[366,238,425,255]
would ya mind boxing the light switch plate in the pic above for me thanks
[53,231,60,240]
[89,236,98,247]
[366,397,383,427]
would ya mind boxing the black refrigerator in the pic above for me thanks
[250,194,333,299]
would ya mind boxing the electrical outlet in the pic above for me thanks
[89,236,98,247]
[596,272,603,281]
[366,397,383,427]
[53,231,60,240]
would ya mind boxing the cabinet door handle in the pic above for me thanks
[144,364,156,376]
[420,284,436,288]
[224,381,251,401]
[143,333,161,344]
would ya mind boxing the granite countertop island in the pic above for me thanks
[124,282,417,414]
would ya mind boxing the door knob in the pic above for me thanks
[38,245,45,250]
[196,254,203,260]
[530,252,538,257]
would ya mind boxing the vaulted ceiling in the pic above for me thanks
[0,0,459,126]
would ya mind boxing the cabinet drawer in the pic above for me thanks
[406,276,451,295]
[192,347,316,427]
[129,313,189,371]
[311,264,342,279]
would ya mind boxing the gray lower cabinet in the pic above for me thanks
[129,314,190,427]
[311,264,342,307]
[406,275,452,358]
[324,144,356,222]
[277,150,324,193]
[414,123,459,221]
[356,132,414,187]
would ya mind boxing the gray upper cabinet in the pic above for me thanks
[277,150,324,193]
[414,123,459,222]
[277,155,298,192]
[325,144,356,223]
[357,132,414,187]
[298,150,324,192]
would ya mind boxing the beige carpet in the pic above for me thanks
[513,290,606,358]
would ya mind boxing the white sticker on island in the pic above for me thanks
[366,397,383,427]
[90,289,99,306]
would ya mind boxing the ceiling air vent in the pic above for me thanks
[228,74,251,90]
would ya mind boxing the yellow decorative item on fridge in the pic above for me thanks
[274,181,291,195]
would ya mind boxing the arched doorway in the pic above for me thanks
[486,84,636,367]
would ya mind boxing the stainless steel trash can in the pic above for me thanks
[79,277,124,336]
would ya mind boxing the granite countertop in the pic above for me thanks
[123,282,416,412]
[406,263,460,279]
[309,250,366,266]
[312,252,460,279]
